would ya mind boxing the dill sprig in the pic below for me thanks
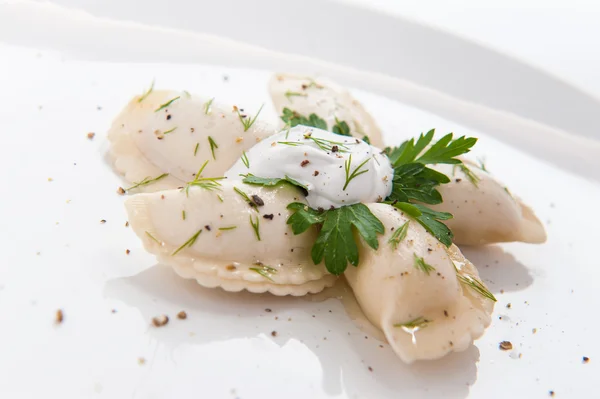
[204,97,214,115]
[457,164,480,187]
[137,80,155,103]
[145,231,161,245]
[218,226,237,231]
[126,173,169,191]
[172,228,202,256]
[154,96,180,112]
[241,151,250,168]
[388,221,409,250]
[413,254,436,275]
[193,142,199,156]
[394,316,430,330]
[249,264,277,282]
[249,215,261,241]
[217,194,224,202]
[183,161,226,195]
[208,136,218,160]
[454,265,497,302]
[235,104,264,132]
[163,127,177,135]
[233,186,253,203]
[343,154,370,190]
[182,210,186,220]
[284,90,308,101]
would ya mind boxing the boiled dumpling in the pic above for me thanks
[124,180,334,295]
[269,74,384,147]
[108,89,276,192]
[431,164,546,245]
[345,203,494,363]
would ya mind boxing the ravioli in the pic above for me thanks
[108,89,276,192]
[124,180,335,296]
[345,203,494,363]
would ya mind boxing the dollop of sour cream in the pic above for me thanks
[225,125,393,209]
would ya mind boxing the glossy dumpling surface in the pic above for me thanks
[124,180,335,295]
[344,203,494,363]
[108,89,276,192]
[431,164,546,245]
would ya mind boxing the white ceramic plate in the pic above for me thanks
[0,3,599,399]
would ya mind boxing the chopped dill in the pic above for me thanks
[126,173,169,191]
[413,254,436,275]
[172,228,202,256]
[343,154,370,190]
[249,215,261,241]
[208,136,218,160]
[137,80,155,103]
[193,142,200,156]
[204,97,214,115]
[235,104,264,132]
[388,221,409,250]
[154,96,180,112]
[241,151,250,168]
[145,231,161,245]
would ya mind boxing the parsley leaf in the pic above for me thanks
[332,118,351,136]
[280,108,328,130]
[385,129,477,167]
[287,203,384,275]
[412,204,454,246]
[242,174,308,193]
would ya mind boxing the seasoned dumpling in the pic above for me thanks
[431,164,546,245]
[108,89,276,192]
[345,203,494,363]
[268,74,384,147]
[124,180,335,295]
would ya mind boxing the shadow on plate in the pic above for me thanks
[461,245,533,293]
[105,264,481,398]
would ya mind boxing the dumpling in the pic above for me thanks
[344,203,494,364]
[431,163,546,245]
[268,74,385,147]
[108,89,276,192]
[124,180,335,296]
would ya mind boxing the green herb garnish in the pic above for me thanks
[249,264,277,282]
[217,194,224,202]
[182,161,226,194]
[218,226,237,231]
[280,108,327,130]
[145,231,161,244]
[242,174,307,192]
[241,151,250,168]
[394,317,430,330]
[182,210,186,220]
[454,262,496,301]
[249,215,261,241]
[457,164,480,187]
[126,173,169,191]
[204,97,214,115]
[233,186,258,211]
[163,127,177,135]
[384,129,476,247]
[137,80,155,103]
[193,142,199,156]
[284,91,308,101]
[362,135,371,145]
[208,136,218,160]
[287,203,384,275]
[414,254,436,275]
[343,154,370,190]
[235,104,264,132]
[332,118,351,136]
[154,96,180,112]
[388,221,409,250]
[172,228,202,256]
